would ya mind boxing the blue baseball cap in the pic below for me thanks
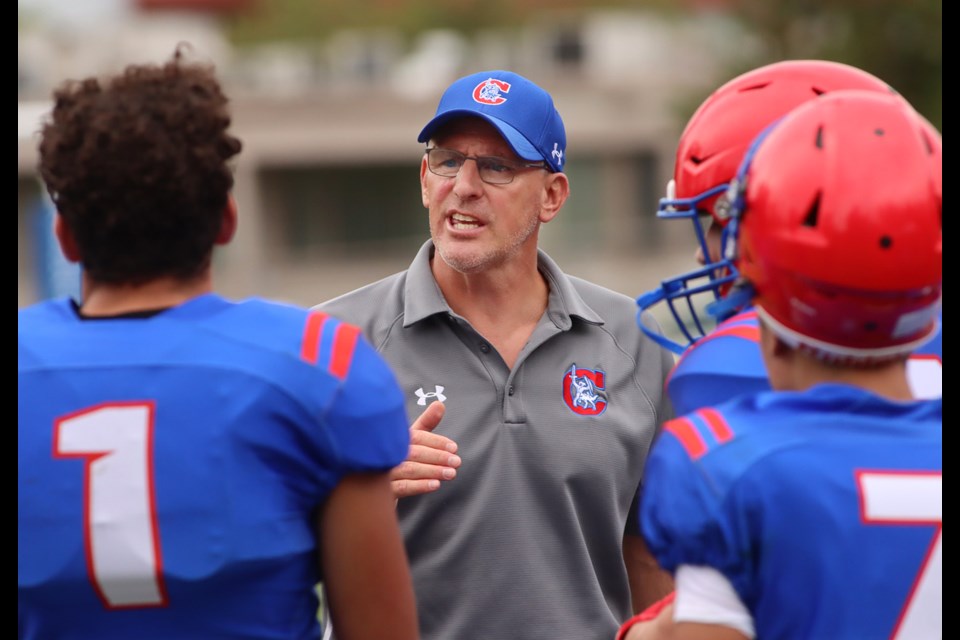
[417,70,567,173]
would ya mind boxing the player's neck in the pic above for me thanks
[792,356,914,401]
[80,273,214,317]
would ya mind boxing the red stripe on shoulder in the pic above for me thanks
[664,417,707,460]
[300,311,329,365]
[699,407,734,445]
[329,323,362,380]
[669,322,760,379]
[700,324,759,345]
[727,309,759,324]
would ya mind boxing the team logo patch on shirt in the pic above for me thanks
[563,364,608,416]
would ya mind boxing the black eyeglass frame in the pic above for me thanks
[424,147,547,185]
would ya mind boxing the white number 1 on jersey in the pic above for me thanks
[55,402,167,608]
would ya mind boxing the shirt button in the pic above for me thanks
[507,385,515,396]
[479,343,490,353]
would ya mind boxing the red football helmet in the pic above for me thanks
[728,90,942,361]
[639,60,897,354]
[668,59,896,225]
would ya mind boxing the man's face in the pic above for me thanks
[420,117,553,275]
[695,217,725,267]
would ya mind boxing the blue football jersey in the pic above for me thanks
[641,385,942,639]
[667,309,943,415]
[19,294,410,639]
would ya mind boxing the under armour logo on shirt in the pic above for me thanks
[415,385,447,406]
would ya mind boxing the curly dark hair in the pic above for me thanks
[38,45,243,284]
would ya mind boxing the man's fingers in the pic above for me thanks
[392,478,441,499]
[409,401,457,453]
[390,459,458,499]
[391,455,459,481]
[410,400,446,433]
[392,401,459,499]
[405,441,461,468]
[409,429,459,459]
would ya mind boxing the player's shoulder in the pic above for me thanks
[675,310,762,365]
[694,309,761,347]
[204,295,331,337]
[179,294,372,374]
[18,297,73,327]
[667,310,767,410]
[659,390,803,464]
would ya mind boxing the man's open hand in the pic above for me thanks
[390,401,460,499]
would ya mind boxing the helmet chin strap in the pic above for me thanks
[705,281,754,322]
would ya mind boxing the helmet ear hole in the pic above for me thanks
[801,195,821,228]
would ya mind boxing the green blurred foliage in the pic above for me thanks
[225,0,940,130]
[729,0,941,130]
[225,0,646,42]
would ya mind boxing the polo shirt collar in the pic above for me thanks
[402,239,605,329]
[402,240,450,327]
[538,249,605,328]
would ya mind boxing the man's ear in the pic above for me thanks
[216,195,238,245]
[539,172,570,224]
[54,214,81,263]
[420,155,431,208]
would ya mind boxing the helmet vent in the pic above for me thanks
[815,126,824,149]
[920,130,934,155]
[802,195,821,228]
[739,81,772,94]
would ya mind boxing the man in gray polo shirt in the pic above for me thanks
[315,69,675,640]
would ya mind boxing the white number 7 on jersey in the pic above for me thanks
[55,402,167,608]
[858,470,941,639]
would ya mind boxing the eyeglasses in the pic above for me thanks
[425,147,547,185]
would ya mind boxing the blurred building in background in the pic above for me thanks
[16,0,768,315]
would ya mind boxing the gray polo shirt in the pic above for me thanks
[316,239,674,640]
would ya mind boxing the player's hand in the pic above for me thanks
[391,400,460,499]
